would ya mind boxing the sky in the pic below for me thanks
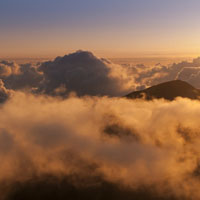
[1,0,200,58]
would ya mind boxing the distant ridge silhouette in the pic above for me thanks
[126,80,200,100]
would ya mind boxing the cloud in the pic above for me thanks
[176,67,200,88]
[0,93,200,199]
[0,51,135,98]
[37,50,134,96]
[128,57,200,90]
[2,52,200,98]
[0,61,42,91]
[0,79,10,103]
[0,61,20,76]
[3,51,200,199]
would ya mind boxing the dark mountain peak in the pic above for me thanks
[126,80,200,101]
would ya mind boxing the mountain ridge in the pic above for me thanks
[126,80,200,101]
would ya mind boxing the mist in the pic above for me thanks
[0,91,199,199]
[0,52,200,199]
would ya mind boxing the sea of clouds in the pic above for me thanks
[1,51,200,199]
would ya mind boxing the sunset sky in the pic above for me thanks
[1,0,200,58]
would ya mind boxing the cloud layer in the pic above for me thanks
[0,93,200,199]
[1,51,200,98]
[1,51,200,199]
[127,57,200,90]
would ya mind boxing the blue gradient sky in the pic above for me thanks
[1,0,200,57]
